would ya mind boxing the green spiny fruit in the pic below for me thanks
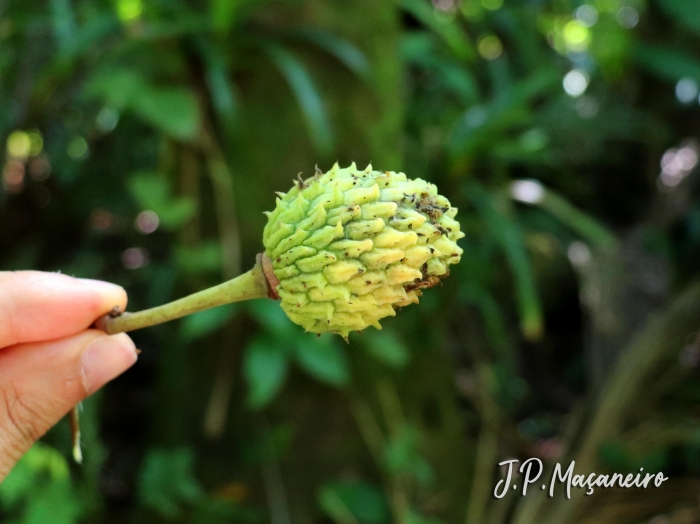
[262,163,464,338]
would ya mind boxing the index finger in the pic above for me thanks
[0,271,127,348]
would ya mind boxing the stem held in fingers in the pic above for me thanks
[94,254,277,335]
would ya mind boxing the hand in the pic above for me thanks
[0,271,137,481]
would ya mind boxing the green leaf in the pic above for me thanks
[202,45,241,140]
[405,511,450,524]
[50,0,77,55]
[175,242,222,275]
[84,68,144,109]
[247,299,298,338]
[449,69,560,157]
[23,482,83,524]
[0,443,70,508]
[292,27,371,80]
[468,183,543,340]
[364,331,410,368]
[133,17,211,40]
[128,172,169,208]
[458,280,512,364]
[132,86,200,140]
[384,426,434,486]
[318,480,390,524]
[62,14,117,61]
[295,337,350,386]
[598,442,632,471]
[400,0,475,61]
[633,43,700,84]
[180,304,237,341]
[244,338,289,408]
[0,443,84,524]
[138,448,204,518]
[537,188,618,249]
[128,172,197,229]
[262,42,334,155]
[21,482,85,524]
[192,497,265,523]
[655,0,700,35]
[402,33,479,104]
[210,0,240,32]
[85,68,201,139]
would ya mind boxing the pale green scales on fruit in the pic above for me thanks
[262,162,465,338]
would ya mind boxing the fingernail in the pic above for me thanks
[77,278,125,297]
[82,334,138,394]
[76,278,128,316]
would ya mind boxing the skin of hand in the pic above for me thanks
[0,271,137,482]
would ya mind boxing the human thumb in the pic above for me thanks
[0,331,137,480]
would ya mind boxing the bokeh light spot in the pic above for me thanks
[433,0,455,11]
[465,106,487,128]
[481,0,503,11]
[478,35,503,60]
[563,69,589,97]
[96,107,120,133]
[616,6,639,28]
[117,0,142,21]
[214,482,250,503]
[67,136,89,159]
[576,96,599,118]
[122,247,149,269]
[135,210,160,234]
[28,131,43,156]
[519,129,548,152]
[677,146,699,171]
[575,5,599,27]
[91,209,114,231]
[3,160,25,193]
[648,516,671,524]
[461,1,482,19]
[659,141,699,188]
[567,241,591,268]
[680,343,700,368]
[28,156,51,181]
[7,131,31,158]
[675,78,698,104]
[510,180,545,204]
[563,20,591,52]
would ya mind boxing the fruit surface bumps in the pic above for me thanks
[262,163,464,337]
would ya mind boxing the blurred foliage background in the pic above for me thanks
[2,0,700,522]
